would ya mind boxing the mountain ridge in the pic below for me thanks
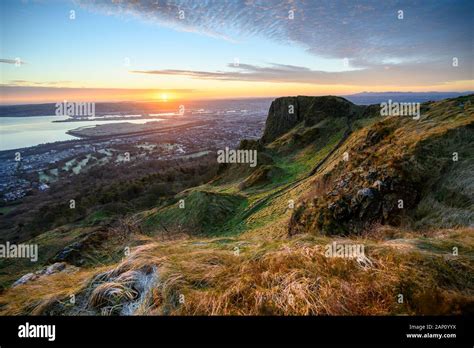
[0,94,473,315]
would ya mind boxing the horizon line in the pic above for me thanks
[1,91,473,107]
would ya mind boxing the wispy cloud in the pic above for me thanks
[0,58,26,65]
[131,61,471,86]
[7,80,71,86]
[80,0,474,69]
[0,85,196,93]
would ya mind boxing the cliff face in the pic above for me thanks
[258,94,474,236]
[260,96,363,144]
[260,97,301,144]
[288,95,474,236]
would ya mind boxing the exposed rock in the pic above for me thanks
[44,262,66,275]
[290,168,421,235]
[292,126,321,145]
[12,273,38,287]
[261,96,362,144]
[50,225,125,266]
[261,97,300,144]
[356,187,376,200]
[52,241,84,264]
[284,95,474,237]
[12,262,75,287]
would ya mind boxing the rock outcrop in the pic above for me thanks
[12,262,77,287]
[288,95,474,236]
[261,96,362,143]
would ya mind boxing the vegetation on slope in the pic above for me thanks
[0,95,472,316]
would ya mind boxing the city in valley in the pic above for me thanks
[0,100,268,203]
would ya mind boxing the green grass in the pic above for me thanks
[0,206,15,215]
[2,95,473,315]
[142,190,247,235]
[82,210,110,226]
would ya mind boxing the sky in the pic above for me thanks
[0,0,473,104]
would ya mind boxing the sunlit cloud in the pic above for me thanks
[7,80,72,86]
[0,86,197,104]
[131,60,472,86]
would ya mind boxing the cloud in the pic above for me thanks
[79,0,474,69]
[0,85,196,93]
[0,58,26,65]
[131,61,472,86]
[7,80,72,86]
[0,86,198,104]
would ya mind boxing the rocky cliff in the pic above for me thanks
[287,95,474,235]
[261,95,363,143]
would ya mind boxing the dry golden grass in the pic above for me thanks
[1,222,472,316]
[11,226,462,316]
[0,267,107,315]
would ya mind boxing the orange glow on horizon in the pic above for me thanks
[1,79,473,105]
[151,92,177,102]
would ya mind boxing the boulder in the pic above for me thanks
[12,273,38,287]
[12,262,72,287]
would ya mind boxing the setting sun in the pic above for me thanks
[155,92,174,102]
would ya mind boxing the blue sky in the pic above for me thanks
[0,0,473,103]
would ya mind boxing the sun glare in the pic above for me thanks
[152,92,174,102]
[155,92,172,102]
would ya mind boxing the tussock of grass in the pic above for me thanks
[0,267,105,315]
[5,227,469,315]
[89,280,138,308]
[131,227,473,315]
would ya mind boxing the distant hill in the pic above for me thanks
[345,91,473,105]
[1,92,473,116]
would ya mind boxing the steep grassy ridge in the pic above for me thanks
[1,95,472,315]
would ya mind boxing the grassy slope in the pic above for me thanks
[0,96,473,315]
[288,96,473,236]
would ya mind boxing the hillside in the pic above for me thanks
[0,95,473,315]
